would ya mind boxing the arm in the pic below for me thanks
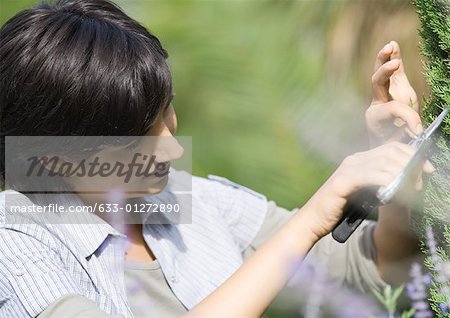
[187,141,423,318]
[375,202,423,284]
[186,208,318,318]
[187,43,430,318]
[246,202,388,293]
[367,41,431,284]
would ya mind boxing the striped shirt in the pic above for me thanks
[0,170,268,317]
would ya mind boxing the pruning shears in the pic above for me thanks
[332,108,449,243]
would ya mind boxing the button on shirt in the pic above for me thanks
[0,170,268,318]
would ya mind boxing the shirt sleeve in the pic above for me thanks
[242,200,296,259]
[192,175,268,251]
[303,221,388,293]
[38,294,123,318]
[0,228,83,318]
[242,200,388,293]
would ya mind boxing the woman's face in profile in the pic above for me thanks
[63,103,184,198]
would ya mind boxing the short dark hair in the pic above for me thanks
[0,0,173,184]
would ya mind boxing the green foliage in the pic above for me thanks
[0,0,342,209]
[401,307,416,318]
[416,0,450,134]
[116,0,341,209]
[372,285,406,317]
[414,0,450,316]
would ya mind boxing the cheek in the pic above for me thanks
[146,119,165,136]
[165,111,177,135]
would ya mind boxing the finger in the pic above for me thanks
[363,156,407,182]
[348,168,397,191]
[366,101,423,135]
[399,159,435,191]
[338,143,417,194]
[422,160,435,174]
[415,161,436,189]
[408,161,434,191]
[372,59,401,103]
[350,142,414,178]
[416,174,423,190]
[388,102,423,135]
[373,144,433,191]
[378,143,415,174]
[377,144,434,184]
[388,41,405,73]
[373,42,394,73]
[388,41,420,111]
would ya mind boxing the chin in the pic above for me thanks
[142,175,169,195]
[118,175,169,198]
[147,177,169,194]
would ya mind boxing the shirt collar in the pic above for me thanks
[61,217,125,259]
[35,192,126,259]
[142,168,192,225]
[1,190,125,259]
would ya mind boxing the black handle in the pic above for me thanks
[332,188,380,243]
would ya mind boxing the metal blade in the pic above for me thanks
[424,108,449,139]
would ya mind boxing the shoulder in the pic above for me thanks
[0,190,58,251]
[196,174,265,197]
[0,220,77,317]
[195,173,267,211]
[193,174,268,250]
[160,171,269,250]
[163,170,267,214]
[0,191,90,317]
[0,191,62,279]
[0,190,27,226]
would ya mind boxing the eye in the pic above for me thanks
[125,140,139,150]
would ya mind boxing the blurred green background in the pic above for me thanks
[0,0,426,210]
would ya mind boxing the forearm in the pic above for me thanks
[185,208,319,318]
[374,202,421,284]
[187,141,425,316]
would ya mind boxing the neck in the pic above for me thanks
[124,224,156,262]
[75,193,156,262]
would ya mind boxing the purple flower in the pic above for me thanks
[422,225,450,315]
[406,261,433,317]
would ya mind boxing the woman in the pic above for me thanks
[0,0,431,317]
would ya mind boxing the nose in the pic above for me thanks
[154,125,184,162]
